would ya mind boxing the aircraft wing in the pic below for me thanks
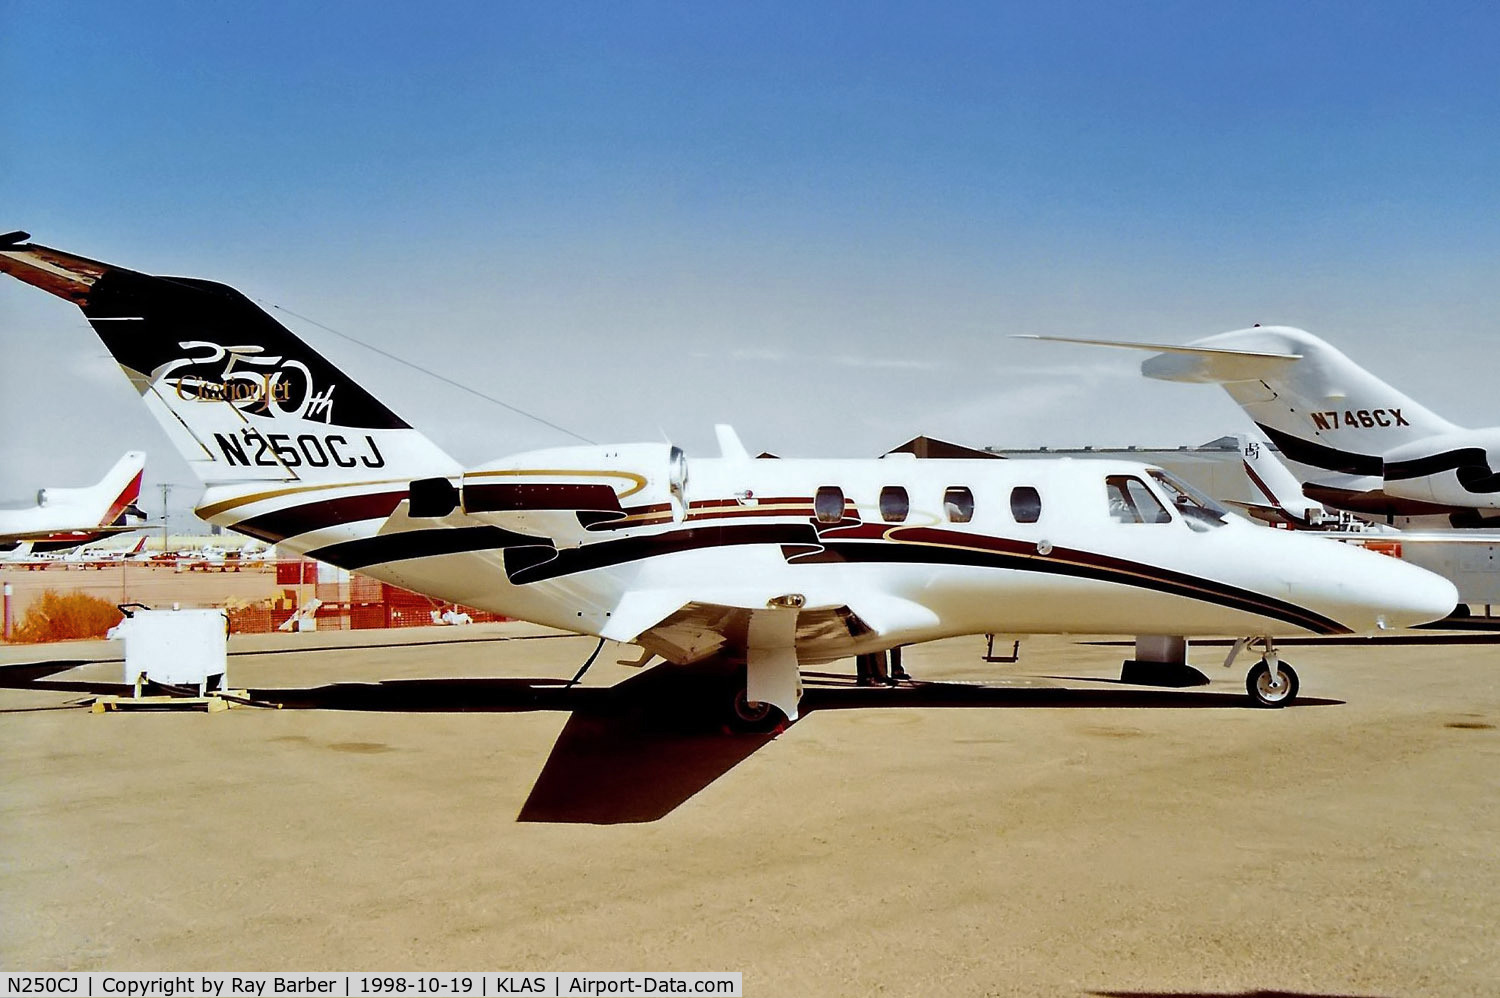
[1222,498,1302,528]
[606,588,939,659]
[605,589,940,723]
[1337,530,1500,545]
[1013,334,1303,384]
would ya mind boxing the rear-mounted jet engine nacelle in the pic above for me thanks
[408,476,460,517]
[453,443,690,538]
[1382,428,1500,509]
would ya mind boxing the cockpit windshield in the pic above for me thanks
[1147,469,1231,531]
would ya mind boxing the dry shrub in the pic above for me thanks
[11,590,124,644]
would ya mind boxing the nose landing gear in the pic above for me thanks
[1234,637,1299,708]
[1246,657,1299,707]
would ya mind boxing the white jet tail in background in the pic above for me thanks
[1134,326,1455,481]
[1232,434,1328,528]
[1020,327,1500,524]
[0,450,147,554]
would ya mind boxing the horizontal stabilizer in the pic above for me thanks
[0,523,144,542]
[1014,333,1303,384]
[0,242,111,304]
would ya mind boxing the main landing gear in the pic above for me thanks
[1234,637,1299,708]
[729,685,787,733]
[729,609,803,732]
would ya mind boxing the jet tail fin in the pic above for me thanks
[1019,326,1460,482]
[1234,434,1329,527]
[2,234,465,555]
[89,450,146,528]
[32,450,146,527]
[0,237,460,492]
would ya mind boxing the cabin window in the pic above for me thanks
[1106,475,1172,524]
[1010,486,1042,524]
[879,485,910,523]
[814,486,845,524]
[944,486,975,523]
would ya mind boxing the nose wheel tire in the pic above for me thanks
[1246,659,1299,708]
[730,688,787,733]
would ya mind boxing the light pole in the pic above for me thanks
[159,482,172,557]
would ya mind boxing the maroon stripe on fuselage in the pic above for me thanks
[686,495,807,509]
[585,497,822,531]
[495,517,1350,634]
[230,490,408,543]
[884,526,1349,634]
[465,482,622,514]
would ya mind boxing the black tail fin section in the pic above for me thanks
[0,238,458,487]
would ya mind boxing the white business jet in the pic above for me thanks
[0,235,1457,719]
[0,450,147,559]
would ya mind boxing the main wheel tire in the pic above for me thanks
[1246,659,1299,708]
[729,688,787,733]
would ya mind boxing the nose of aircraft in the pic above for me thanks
[1366,554,1459,629]
[1289,539,1459,633]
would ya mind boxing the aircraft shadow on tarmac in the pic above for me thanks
[0,659,1341,825]
[0,659,107,696]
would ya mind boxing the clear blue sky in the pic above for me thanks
[3,2,1498,510]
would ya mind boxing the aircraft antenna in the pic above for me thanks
[262,302,597,445]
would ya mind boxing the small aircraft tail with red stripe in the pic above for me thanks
[0,450,147,553]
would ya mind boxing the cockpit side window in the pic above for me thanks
[1106,475,1172,524]
[943,486,974,523]
[1010,486,1042,524]
[1148,469,1230,531]
[879,485,910,523]
[814,485,846,524]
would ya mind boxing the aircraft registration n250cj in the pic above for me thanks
[0,233,1458,720]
